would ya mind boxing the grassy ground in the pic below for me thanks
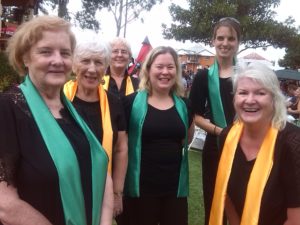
[113,149,204,225]
[188,149,204,225]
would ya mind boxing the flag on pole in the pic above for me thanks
[128,36,152,76]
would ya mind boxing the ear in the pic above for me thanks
[23,53,30,67]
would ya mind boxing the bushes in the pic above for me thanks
[0,51,20,92]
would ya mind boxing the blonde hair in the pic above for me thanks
[139,46,184,96]
[7,15,76,76]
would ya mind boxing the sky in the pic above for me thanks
[68,0,300,67]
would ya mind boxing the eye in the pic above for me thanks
[81,58,90,64]
[61,50,72,57]
[216,36,224,41]
[228,37,236,42]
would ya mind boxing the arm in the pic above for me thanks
[100,174,113,225]
[112,131,128,217]
[287,100,300,115]
[194,114,223,136]
[0,182,52,225]
[284,208,300,225]
[224,195,240,225]
[187,119,195,144]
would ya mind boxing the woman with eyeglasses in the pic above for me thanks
[102,37,139,98]
[189,17,241,225]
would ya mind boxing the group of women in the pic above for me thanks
[0,14,300,225]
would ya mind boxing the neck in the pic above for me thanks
[110,67,126,78]
[217,57,234,78]
[148,89,173,110]
[76,85,99,102]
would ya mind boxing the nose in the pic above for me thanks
[162,66,169,74]
[51,51,64,66]
[245,93,256,103]
[87,62,97,73]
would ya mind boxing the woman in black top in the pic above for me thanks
[211,62,300,225]
[0,16,112,225]
[64,41,127,219]
[122,46,194,225]
[103,37,139,99]
[189,17,241,225]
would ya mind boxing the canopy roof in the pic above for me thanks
[275,69,300,81]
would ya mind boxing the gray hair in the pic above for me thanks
[73,41,111,68]
[109,37,132,57]
[233,62,287,130]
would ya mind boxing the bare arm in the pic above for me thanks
[194,114,222,136]
[187,119,195,144]
[284,208,300,225]
[0,182,52,225]
[100,174,113,225]
[112,131,128,217]
[224,195,240,225]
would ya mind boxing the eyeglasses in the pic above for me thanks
[112,49,129,55]
[219,17,240,25]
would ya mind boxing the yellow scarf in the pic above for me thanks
[102,74,134,96]
[209,121,278,225]
[64,80,113,173]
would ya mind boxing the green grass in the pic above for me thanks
[188,149,204,225]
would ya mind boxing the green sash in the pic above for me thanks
[208,59,231,128]
[20,76,108,225]
[125,90,189,197]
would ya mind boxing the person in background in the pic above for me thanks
[122,46,194,225]
[286,83,300,120]
[210,62,300,225]
[0,16,112,225]
[63,41,128,218]
[189,17,241,225]
[102,37,139,98]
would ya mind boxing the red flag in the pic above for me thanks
[128,36,152,75]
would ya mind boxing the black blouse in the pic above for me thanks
[123,92,193,197]
[72,91,127,146]
[0,87,93,225]
[220,123,300,225]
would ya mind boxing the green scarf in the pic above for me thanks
[20,76,108,225]
[208,59,234,128]
[125,90,189,197]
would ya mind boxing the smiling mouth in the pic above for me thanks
[84,75,97,81]
[244,108,259,112]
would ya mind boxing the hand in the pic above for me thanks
[113,193,123,218]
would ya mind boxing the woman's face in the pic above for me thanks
[212,26,239,60]
[75,53,107,91]
[234,77,274,128]
[24,29,73,90]
[110,42,130,71]
[149,52,177,94]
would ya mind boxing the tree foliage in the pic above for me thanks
[75,0,162,36]
[38,0,162,36]
[162,0,299,52]
[278,36,300,69]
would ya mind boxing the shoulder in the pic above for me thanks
[277,123,300,150]
[193,69,209,81]
[129,76,140,89]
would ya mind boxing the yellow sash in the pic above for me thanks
[209,121,278,225]
[64,80,113,173]
[102,74,134,96]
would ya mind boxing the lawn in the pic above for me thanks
[188,149,204,225]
